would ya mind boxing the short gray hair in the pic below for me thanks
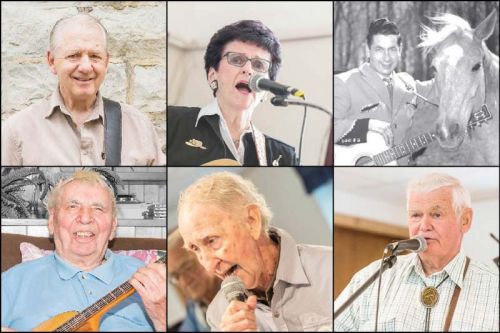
[49,13,109,53]
[407,173,471,217]
[47,170,117,219]
[178,172,273,232]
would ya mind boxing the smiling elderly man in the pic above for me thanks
[1,170,166,331]
[177,172,333,331]
[334,173,499,331]
[1,13,165,166]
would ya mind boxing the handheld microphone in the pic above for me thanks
[386,235,427,254]
[249,74,305,99]
[221,275,248,303]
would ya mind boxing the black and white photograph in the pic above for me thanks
[334,1,499,166]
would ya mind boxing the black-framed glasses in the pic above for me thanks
[222,52,271,73]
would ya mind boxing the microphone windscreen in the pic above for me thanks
[221,275,247,302]
[249,74,264,93]
[413,235,428,252]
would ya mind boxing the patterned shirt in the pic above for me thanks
[334,251,499,331]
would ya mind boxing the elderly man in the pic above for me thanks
[334,173,499,331]
[1,13,165,166]
[168,229,221,331]
[1,170,166,331]
[177,172,332,331]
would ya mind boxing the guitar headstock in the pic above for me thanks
[468,104,492,129]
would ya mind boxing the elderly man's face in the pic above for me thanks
[179,203,264,290]
[407,186,471,260]
[48,181,117,263]
[48,23,109,103]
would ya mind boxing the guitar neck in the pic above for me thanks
[373,132,436,166]
[55,255,166,332]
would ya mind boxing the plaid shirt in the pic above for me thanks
[334,251,499,331]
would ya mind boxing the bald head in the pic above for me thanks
[49,13,108,54]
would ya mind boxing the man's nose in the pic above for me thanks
[419,215,433,231]
[77,55,93,72]
[77,207,93,224]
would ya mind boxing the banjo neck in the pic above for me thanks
[54,255,166,332]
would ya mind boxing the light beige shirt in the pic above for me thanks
[1,88,165,166]
[206,227,333,331]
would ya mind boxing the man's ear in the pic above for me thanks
[245,204,262,241]
[460,208,473,233]
[47,209,55,236]
[47,51,57,75]
[109,218,118,241]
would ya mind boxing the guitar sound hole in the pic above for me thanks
[356,156,375,166]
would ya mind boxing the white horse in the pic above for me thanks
[413,11,499,165]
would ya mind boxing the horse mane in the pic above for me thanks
[418,13,472,57]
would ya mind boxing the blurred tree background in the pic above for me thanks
[334,1,500,79]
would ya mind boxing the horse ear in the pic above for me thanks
[473,10,497,41]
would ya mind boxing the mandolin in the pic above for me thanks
[33,255,166,332]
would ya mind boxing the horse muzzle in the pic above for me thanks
[435,122,466,151]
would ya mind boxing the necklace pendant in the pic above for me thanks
[421,286,439,308]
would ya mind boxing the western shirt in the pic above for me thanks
[334,251,499,331]
[1,88,165,166]
[1,249,154,331]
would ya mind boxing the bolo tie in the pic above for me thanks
[420,274,449,331]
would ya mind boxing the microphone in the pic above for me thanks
[386,235,427,254]
[221,275,248,303]
[249,74,305,99]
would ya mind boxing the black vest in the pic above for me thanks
[167,106,297,166]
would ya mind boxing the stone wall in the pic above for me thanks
[1,1,166,149]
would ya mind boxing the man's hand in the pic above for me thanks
[220,295,257,332]
[369,119,393,147]
[129,262,166,332]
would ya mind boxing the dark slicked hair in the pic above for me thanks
[204,20,282,96]
[367,18,402,48]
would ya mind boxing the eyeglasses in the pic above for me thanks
[222,52,271,73]
[169,260,199,286]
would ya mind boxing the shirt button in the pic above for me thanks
[81,275,86,279]
[89,290,93,295]
[273,312,280,318]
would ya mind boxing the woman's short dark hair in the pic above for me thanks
[367,18,402,48]
[204,20,282,96]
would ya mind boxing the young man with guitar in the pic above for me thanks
[334,18,438,165]
[1,171,166,331]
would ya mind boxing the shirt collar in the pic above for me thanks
[54,249,115,284]
[46,86,104,122]
[406,250,467,288]
[195,99,220,127]
[271,227,310,286]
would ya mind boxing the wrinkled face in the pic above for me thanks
[407,186,471,262]
[431,36,485,150]
[168,247,218,301]
[208,40,269,111]
[48,23,109,103]
[368,34,401,77]
[48,181,117,264]
[178,203,264,290]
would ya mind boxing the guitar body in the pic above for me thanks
[33,311,100,332]
[334,131,397,166]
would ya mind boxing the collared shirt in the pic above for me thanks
[1,250,154,331]
[334,251,499,331]
[1,87,165,166]
[195,99,252,165]
[206,226,333,331]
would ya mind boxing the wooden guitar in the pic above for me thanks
[33,255,166,332]
[201,159,241,166]
[334,105,492,166]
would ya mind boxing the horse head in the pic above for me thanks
[419,11,497,151]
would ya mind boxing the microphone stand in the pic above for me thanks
[270,96,332,165]
[334,254,397,320]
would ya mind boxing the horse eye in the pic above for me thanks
[472,63,481,72]
[430,66,437,76]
